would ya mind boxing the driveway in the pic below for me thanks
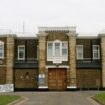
[0,91,102,105]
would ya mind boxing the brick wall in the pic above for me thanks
[6,36,15,84]
[14,39,38,60]
[77,69,101,88]
[0,67,6,84]
[67,33,77,88]
[77,39,100,59]
[14,69,38,88]
[46,31,69,41]
[101,36,105,88]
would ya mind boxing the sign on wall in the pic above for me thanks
[38,74,45,85]
[0,84,14,93]
[53,58,62,64]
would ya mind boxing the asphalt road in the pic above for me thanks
[0,91,102,105]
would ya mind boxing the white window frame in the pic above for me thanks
[93,45,100,60]
[0,41,4,59]
[76,45,83,60]
[47,42,53,58]
[47,40,68,61]
[18,45,25,60]
[62,42,68,58]
[53,40,62,57]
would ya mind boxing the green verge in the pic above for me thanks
[94,93,105,105]
[0,95,21,105]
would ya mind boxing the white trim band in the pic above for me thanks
[46,65,69,69]
[38,86,48,89]
[67,86,77,89]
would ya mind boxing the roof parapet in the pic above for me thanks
[38,26,76,32]
[77,35,100,39]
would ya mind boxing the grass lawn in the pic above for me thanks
[0,95,21,105]
[94,92,105,105]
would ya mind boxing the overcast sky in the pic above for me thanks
[0,0,105,34]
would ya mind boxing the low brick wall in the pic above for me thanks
[77,69,102,88]
[14,69,38,89]
[0,67,6,84]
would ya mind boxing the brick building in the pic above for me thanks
[0,27,105,92]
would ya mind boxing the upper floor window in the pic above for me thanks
[93,45,100,60]
[0,41,4,59]
[47,43,53,57]
[47,40,68,61]
[62,42,68,57]
[18,45,25,60]
[76,45,83,60]
[55,42,60,56]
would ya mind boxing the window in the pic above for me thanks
[55,42,60,56]
[0,41,4,59]
[47,43,53,57]
[93,45,100,59]
[47,41,68,61]
[18,45,25,60]
[62,42,68,57]
[76,45,83,60]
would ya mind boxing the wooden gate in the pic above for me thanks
[48,68,67,90]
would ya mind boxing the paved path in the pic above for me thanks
[0,91,102,105]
